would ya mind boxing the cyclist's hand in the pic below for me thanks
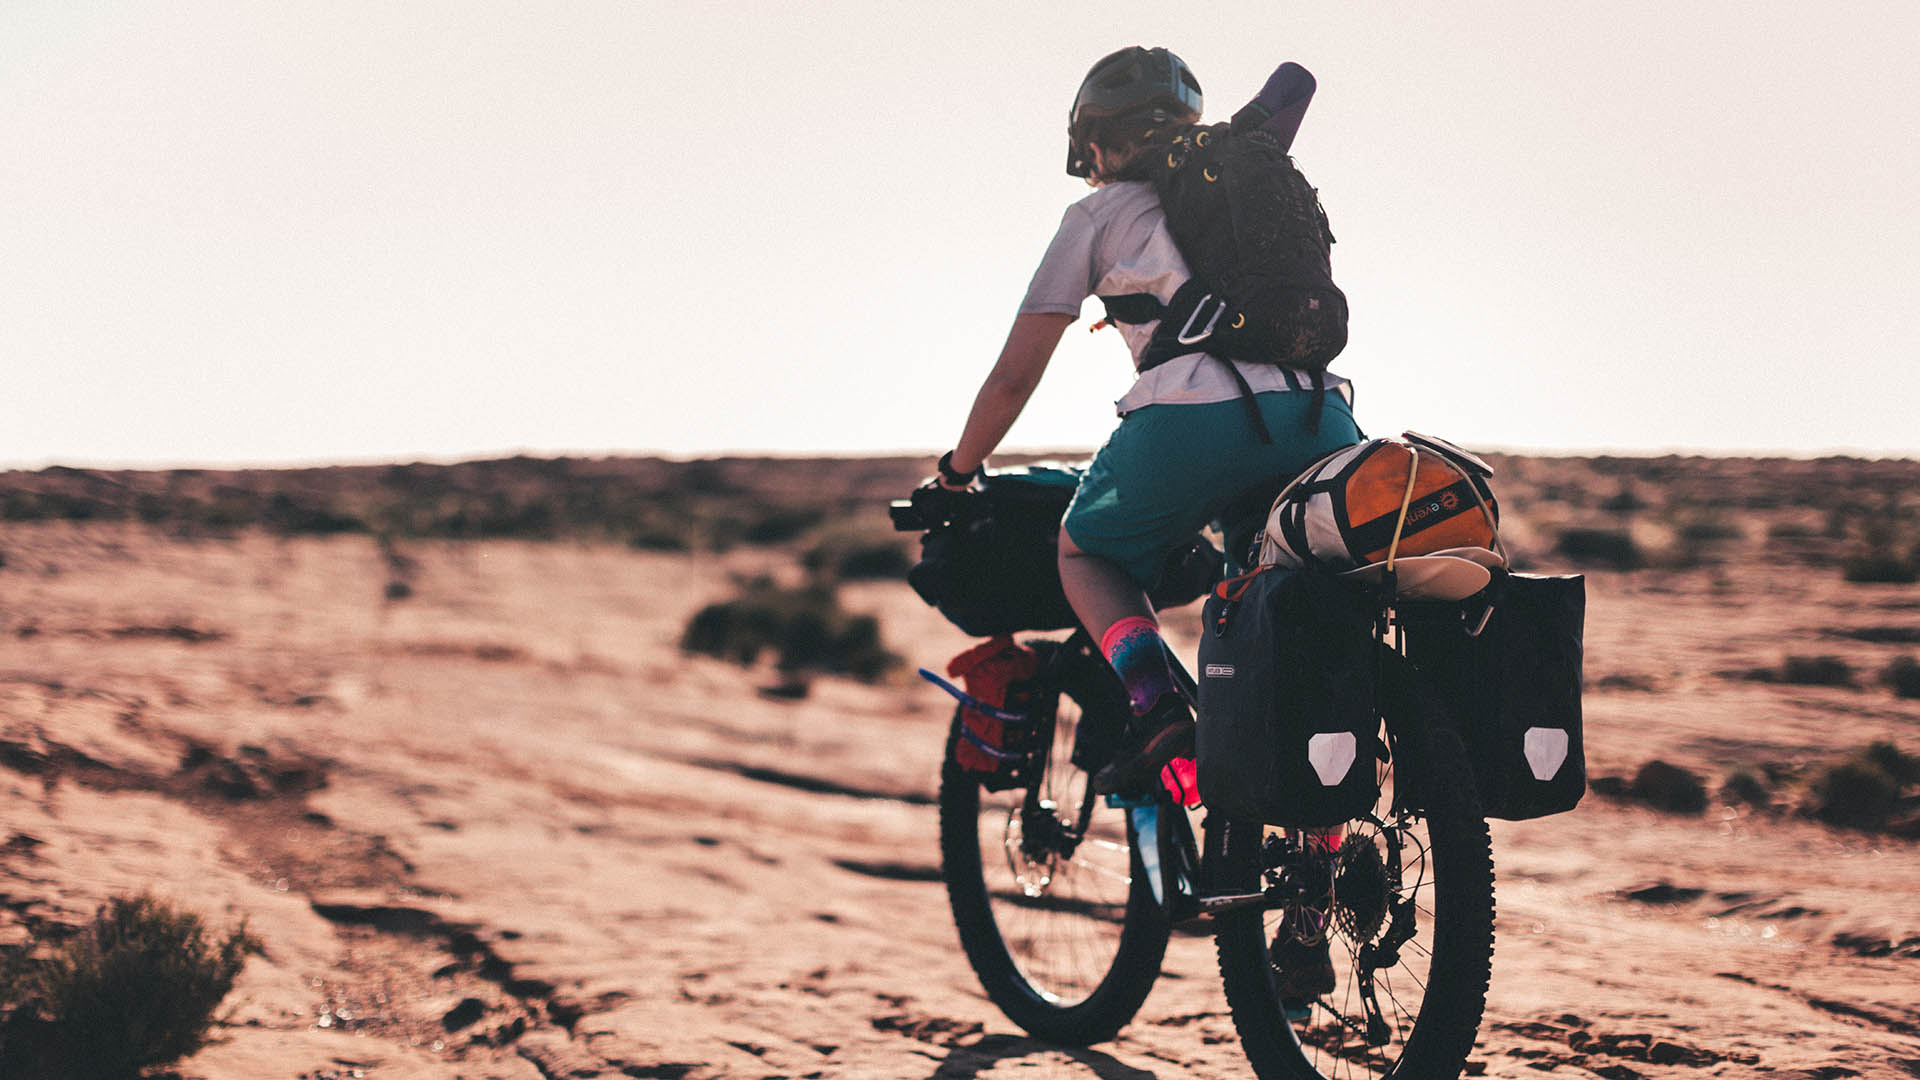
[933,450,983,493]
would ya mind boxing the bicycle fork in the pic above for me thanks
[1110,794,1205,920]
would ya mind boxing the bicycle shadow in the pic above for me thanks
[924,1033,1161,1080]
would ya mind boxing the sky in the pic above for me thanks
[3,1,1917,468]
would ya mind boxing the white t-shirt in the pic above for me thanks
[1018,180,1350,415]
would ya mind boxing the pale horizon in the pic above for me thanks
[6,2,1917,468]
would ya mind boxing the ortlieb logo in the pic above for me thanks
[1204,664,1235,678]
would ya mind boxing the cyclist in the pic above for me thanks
[933,47,1363,796]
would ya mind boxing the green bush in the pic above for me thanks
[1552,527,1645,570]
[0,894,260,1079]
[1882,656,1920,699]
[681,578,898,682]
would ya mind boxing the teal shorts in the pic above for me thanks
[1062,390,1364,587]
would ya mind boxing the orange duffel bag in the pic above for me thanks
[1259,431,1506,601]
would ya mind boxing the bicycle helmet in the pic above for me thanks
[1066,46,1203,178]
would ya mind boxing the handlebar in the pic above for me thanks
[889,482,979,533]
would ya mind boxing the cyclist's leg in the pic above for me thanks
[1060,389,1359,790]
[1062,388,1363,601]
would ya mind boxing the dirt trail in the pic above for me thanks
[1,523,1916,1079]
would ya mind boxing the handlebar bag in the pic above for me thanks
[1196,565,1384,827]
[906,467,1221,637]
[907,470,1083,636]
[1399,573,1586,820]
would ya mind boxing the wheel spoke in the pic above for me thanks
[940,650,1173,1044]
[1214,715,1493,1080]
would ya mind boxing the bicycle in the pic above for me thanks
[892,473,1496,1080]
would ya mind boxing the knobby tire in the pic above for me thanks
[1213,687,1495,1080]
[937,645,1170,1044]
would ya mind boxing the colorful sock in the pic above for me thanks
[1100,615,1176,715]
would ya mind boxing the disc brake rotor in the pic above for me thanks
[1004,808,1061,896]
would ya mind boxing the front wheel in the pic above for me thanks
[1213,700,1494,1079]
[938,642,1170,1044]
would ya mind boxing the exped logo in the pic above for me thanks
[1404,488,1459,526]
[1204,664,1235,678]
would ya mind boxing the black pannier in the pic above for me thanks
[1195,566,1383,827]
[1400,573,1586,821]
[900,467,1220,637]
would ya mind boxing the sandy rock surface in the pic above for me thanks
[1,522,1917,1079]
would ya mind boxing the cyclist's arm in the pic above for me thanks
[949,312,1074,475]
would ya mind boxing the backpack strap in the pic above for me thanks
[1218,357,1273,445]
[1096,293,1168,327]
[1136,279,1219,371]
[1122,280,1273,446]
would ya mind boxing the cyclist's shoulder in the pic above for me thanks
[1057,182,1166,254]
[1073,180,1161,217]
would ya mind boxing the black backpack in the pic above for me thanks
[1097,109,1348,438]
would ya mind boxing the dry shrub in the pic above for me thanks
[803,530,913,581]
[1677,517,1743,543]
[1599,487,1648,514]
[0,894,260,1079]
[1805,741,1919,832]
[681,577,899,682]
[1842,549,1918,584]
[628,521,692,552]
[1778,655,1855,687]
[1809,760,1901,830]
[1767,521,1819,540]
[1719,767,1773,810]
[1552,527,1645,570]
[1860,740,1920,787]
[739,505,827,545]
[1882,656,1920,699]
[1629,760,1707,815]
[1827,625,1920,644]
[1725,655,1855,687]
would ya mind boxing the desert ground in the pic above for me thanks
[1,454,1917,1079]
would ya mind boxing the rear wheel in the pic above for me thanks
[938,643,1169,1044]
[1213,697,1494,1079]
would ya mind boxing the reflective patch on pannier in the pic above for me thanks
[1307,731,1358,786]
[1523,726,1570,782]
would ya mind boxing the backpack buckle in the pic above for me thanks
[1176,293,1226,345]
